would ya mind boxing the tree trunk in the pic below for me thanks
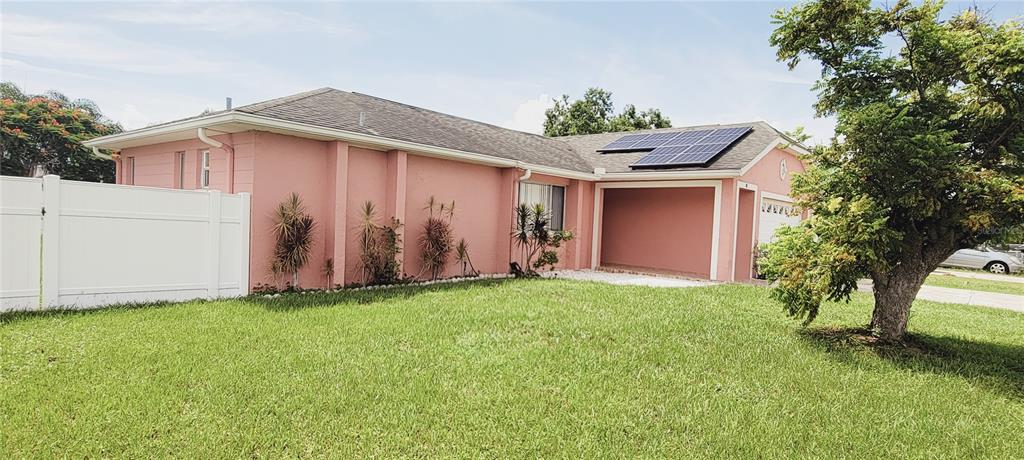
[869,266,929,342]
[292,271,300,290]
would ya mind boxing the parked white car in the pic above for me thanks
[940,247,1022,274]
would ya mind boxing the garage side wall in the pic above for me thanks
[600,187,716,278]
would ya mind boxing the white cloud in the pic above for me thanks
[1,57,96,80]
[501,94,554,134]
[2,13,227,74]
[102,4,355,36]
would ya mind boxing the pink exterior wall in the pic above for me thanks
[599,187,715,278]
[116,133,256,193]
[740,148,804,197]
[739,147,806,272]
[116,128,803,289]
[734,189,756,281]
[403,155,506,278]
[246,132,331,288]
[342,147,389,284]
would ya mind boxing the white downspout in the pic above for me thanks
[91,146,112,160]
[197,127,223,148]
[518,167,532,181]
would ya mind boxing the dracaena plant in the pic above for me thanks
[270,193,316,289]
[511,203,574,277]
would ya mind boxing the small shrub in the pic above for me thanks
[455,238,477,277]
[419,197,455,280]
[356,201,404,286]
[271,193,316,289]
[511,203,574,277]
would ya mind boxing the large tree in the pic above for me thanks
[760,0,1024,342]
[543,88,671,137]
[1,82,121,182]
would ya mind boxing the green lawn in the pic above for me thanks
[2,280,1022,457]
[925,273,1024,295]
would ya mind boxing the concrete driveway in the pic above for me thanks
[857,281,1023,313]
[544,269,1021,314]
[933,268,1024,284]
[543,269,709,288]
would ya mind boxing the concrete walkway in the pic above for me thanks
[543,269,709,288]
[933,269,1024,284]
[857,281,1024,313]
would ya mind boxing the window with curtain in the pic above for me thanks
[518,182,565,230]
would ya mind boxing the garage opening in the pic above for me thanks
[599,187,716,279]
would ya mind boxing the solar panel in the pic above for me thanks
[629,126,751,168]
[596,133,653,152]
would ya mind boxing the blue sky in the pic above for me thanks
[3,1,1021,144]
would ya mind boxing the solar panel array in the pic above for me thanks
[595,126,752,168]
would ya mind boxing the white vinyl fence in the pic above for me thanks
[1,175,250,312]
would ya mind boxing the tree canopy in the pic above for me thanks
[543,88,671,137]
[1,82,121,182]
[760,0,1023,341]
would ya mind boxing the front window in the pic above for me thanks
[518,182,565,230]
[200,150,210,188]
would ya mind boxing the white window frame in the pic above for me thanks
[518,182,565,230]
[200,150,210,189]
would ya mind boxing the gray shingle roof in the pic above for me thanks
[556,121,787,174]
[109,88,797,175]
[234,88,594,173]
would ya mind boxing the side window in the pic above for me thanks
[200,150,210,188]
[518,182,565,230]
[176,152,186,189]
[126,157,135,185]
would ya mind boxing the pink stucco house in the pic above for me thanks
[85,88,807,289]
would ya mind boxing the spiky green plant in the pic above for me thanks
[419,197,455,280]
[271,193,316,289]
[510,202,573,276]
[455,238,477,277]
[356,201,403,285]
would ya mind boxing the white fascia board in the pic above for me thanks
[83,112,238,149]
[739,137,808,176]
[597,170,740,181]
[761,191,794,203]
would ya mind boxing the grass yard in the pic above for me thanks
[2,280,1022,457]
[924,273,1024,295]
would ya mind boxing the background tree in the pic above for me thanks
[761,0,1023,342]
[1,82,121,181]
[543,88,671,136]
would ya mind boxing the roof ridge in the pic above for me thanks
[350,91,563,144]
[556,121,765,140]
[236,87,336,113]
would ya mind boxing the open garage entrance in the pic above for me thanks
[597,184,718,279]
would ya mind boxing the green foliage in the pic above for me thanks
[764,0,1024,339]
[4,282,1024,457]
[356,201,404,286]
[1,81,121,181]
[271,193,317,288]
[511,203,575,276]
[454,238,477,277]
[419,197,456,280]
[543,88,671,137]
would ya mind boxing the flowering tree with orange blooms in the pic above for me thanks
[1,82,121,181]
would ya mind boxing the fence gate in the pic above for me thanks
[1,175,250,312]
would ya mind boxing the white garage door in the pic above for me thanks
[758,198,801,244]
